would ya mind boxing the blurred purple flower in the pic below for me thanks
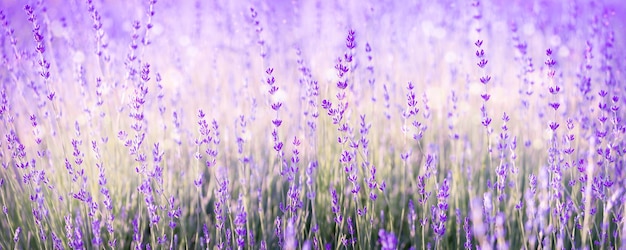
[378,229,398,250]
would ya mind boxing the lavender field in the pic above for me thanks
[1,0,625,249]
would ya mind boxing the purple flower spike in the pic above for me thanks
[346,29,356,49]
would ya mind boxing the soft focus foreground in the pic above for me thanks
[1,0,625,249]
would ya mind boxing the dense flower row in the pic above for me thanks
[0,0,625,249]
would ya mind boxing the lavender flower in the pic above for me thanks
[235,194,247,248]
[275,216,283,247]
[433,178,450,241]
[13,227,21,243]
[464,217,472,249]
[284,219,297,250]
[330,187,342,224]
[378,229,398,250]
[24,4,53,100]
[409,199,417,237]
[86,0,109,61]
